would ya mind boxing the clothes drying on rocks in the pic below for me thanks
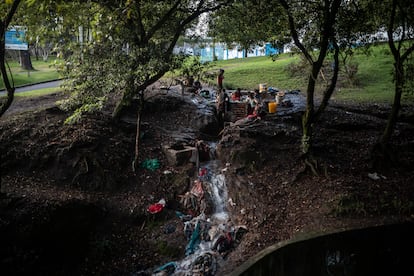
[153,261,177,275]
[191,179,204,198]
[141,158,160,171]
[154,162,248,274]
[192,252,218,275]
[179,179,208,214]
[175,211,192,222]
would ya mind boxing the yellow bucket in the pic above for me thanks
[268,102,277,113]
[259,83,267,93]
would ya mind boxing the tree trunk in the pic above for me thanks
[112,93,130,121]
[0,26,16,117]
[380,61,403,146]
[280,0,341,162]
[112,75,135,120]
[34,44,39,61]
[370,0,414,170]
[132,109,142,172]
[42,46,50,61]
[1,0,22,193]
[370,59,403,170]
[132,92,144,173]
[300,63,318,155]
[19,50,34,70]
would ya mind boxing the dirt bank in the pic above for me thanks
[1,88,413,275]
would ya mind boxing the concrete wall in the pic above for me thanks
[230,222,414,276]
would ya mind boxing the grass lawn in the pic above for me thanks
[0,58,61,90]
[205,55,306,92]
[14,87,63,97]
[332,44,396,103]
[208,43,413,104]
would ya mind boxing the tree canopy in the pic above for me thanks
[0,0,21,117]
[208,0,289,56]
[36,0,232,120]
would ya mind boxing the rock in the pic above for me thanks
[162,145,198,166]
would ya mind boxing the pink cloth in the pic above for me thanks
[191,180,204,198]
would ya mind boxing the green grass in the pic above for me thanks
[14,87,63,97]
[208,43,413,104]
[2,44,413,105]
[333,44,396,103]
[0,58,61,90]
[207,55,306,92]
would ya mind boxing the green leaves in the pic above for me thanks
[208,0,288,53]
[4,0,233,121]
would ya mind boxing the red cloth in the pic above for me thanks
[148,203,164,214]
[199,168,208,177]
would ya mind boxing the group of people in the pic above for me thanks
[245,89,264,119]
[177,68,263,124]
[216,68,264,120]
[184,75,203,94]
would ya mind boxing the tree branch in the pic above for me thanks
[278,0,313,64]
[0,0,21,117]
[315,39,339,121]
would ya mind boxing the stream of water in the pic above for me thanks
[152,143,243,275]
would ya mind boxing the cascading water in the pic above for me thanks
[152,143,246,276]
[205,160,229,222]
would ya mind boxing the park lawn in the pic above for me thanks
[332,44,396,103]
[210,43,413,104]
[14,87,64,97]
[0,58,61,90]
[209,54,306,92]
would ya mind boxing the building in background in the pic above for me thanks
[174,41,284,63]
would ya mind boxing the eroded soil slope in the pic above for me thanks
[1,90,414,275]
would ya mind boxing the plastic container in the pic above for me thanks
[268,101,277,113]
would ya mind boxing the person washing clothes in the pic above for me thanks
[232,88,242,101]
[246,92,258,115]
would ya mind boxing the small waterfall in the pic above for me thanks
[152,143,246,276]
[207,161,228,222]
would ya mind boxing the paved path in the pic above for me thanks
[0,80,62,95]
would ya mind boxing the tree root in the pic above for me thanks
[293,155,328,182]
[304,158,319,176]
[72,156,89,185]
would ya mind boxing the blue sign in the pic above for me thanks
[5,29,28,50]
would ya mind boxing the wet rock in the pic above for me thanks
[162,145,198,166]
